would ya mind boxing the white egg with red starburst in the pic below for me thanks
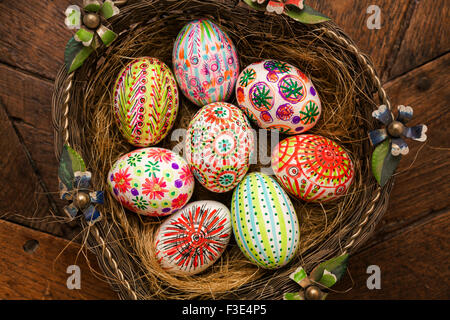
[155,200,232,275]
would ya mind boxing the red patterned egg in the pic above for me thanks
[173,19,239,106]
[155,200,232,275]
[185,102,255,193]
[271,135,354,202]
[107,148,194,216]
[113,57,179,147]
[236,60,321,134]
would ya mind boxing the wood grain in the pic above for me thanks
[309,0,412,79]
[0,63,80,239]
[0,0,74,80]
[389,0,450,79]
[0,64,60,194]
[0,98,63,236]
[329,209,450,299]
[0,219,117,299]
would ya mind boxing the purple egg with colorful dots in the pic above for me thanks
[236,60,322,134]
[107,148,194,217]
[173,19,240,107]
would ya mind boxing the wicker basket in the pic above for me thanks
[52,0,394,300]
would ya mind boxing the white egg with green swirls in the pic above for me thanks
[231,172,300,269]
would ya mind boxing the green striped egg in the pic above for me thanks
[231,172,300,269]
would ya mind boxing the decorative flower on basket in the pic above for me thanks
[284,254,348,300]
[244,0,330,24]
[58,144,103,225]
[64,0,122,73]
[370,105,428,187]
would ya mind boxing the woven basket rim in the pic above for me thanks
[51,0,394,300]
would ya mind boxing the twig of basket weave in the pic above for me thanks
[90,224,139,300]
[342,188,381,254]
[317,27,390,254]
[62,73,74,147]
[318,27,392,111]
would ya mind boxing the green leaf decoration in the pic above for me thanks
[318,270,337,287]
[64,5,81,29]
[371,140,401,187]
[96,25,118,46]
[59,149,74,191]
[283,292,304,300]
[83,0,102,12]
[291,266,307,284]
[58,145,86,190]
[67,145,86,173]
[289,266,311,288]
[74,28,94,46]
[310,254,349,288]
[243,0,268,11]
[101,0,120,19]
[285,4,330,24]
[64,36,94,73]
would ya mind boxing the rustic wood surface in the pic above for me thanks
[0,0,448,300]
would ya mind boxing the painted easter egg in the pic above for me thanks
[185,102,254,193]
[236,60,321,134]
[107,148,194,216]
[113,57,179,147]
[173,19,239,106]
[272,134,355,202]
[155,200,232,275]
[231,172,300,269]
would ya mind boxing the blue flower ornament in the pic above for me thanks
[58,145,103,225]
[369,105,428,186]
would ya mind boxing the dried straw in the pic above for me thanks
[52,0,393,300]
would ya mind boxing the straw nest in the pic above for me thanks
[52,0,393,300]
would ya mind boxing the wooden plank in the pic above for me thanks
[389,0,450,79]
[12,122,84,241]
[373,53,450,237]
[0,98,66,237]
[308,0,412,79]
[0,0,73,80]
[0,63,81,239]
[0,219,117,299]
[0,64,60,204]
[0,63,54,133]
[329,210,450,299]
